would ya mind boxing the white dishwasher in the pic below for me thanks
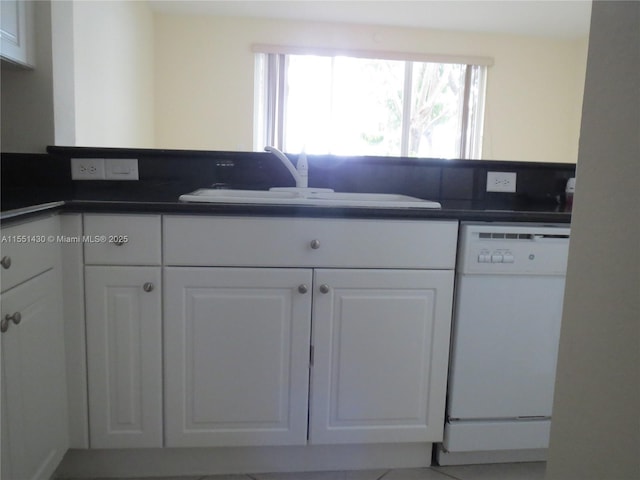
[436,222,570,466]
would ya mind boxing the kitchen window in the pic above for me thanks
[254,47,490,159]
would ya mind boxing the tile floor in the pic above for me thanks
[59,461,546,480]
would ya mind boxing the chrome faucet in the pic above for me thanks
[264,146,308,189]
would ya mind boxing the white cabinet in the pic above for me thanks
[0,0,35,67]
[1,216,68,480]
[309,269,454,444]
[163,215,457,447]
[164,267,313,447]
[84,267,162,448]
[83,214,163,448]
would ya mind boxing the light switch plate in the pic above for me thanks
[487,171,517,193]
[105,159,139,180]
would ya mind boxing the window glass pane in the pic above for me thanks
[284,56,405,156]
[330,57,404,156]
[260,52,486,159]
[284,55,333,153]
[409,62,466,158]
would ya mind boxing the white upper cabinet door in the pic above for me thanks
[1,270,68,480]
[0,0,34,66]
[164,267,312,447]
[85,266,163,448]
[309,269,454,445]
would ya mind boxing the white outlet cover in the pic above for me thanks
[71,158,106,180]
[487,171,517,193]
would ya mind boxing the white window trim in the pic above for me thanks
[252,43,494,67]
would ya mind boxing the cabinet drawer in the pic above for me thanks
[1,215,59,293]
[164,216,458,269]
[84,214,161,265]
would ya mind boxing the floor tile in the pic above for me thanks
[57,477,205,480]
[433,462,546,480]
[200,476,254,480]
[379,468,457,480]
[59,477,206,480]
[250,470,388,480]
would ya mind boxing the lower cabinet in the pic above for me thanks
[79,214,458,452]
[309,269,454,444]
[1,270,68,480]
[84,266,162,448]
[163,266,454,447]
[164,267,313,447]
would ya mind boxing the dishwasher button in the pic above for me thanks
[503,254,515,263]
[491,254,504,263]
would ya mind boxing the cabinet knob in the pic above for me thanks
[8,312,21,325]
[143,282,154,292]
[298,284,309,294]
[319,284,330,294]
[310,239,321,250]
[1,312,21,333]
[1,256,11,269]
[113,240,125,246]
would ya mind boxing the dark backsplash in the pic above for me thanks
[1,147,576,212]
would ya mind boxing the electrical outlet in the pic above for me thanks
[487,171,517,193]
[71,158,106,180]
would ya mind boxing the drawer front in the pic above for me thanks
[164,216,458,269]
[1,215,59,293]
[84,214,161,265]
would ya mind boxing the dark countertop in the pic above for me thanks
[0,199,572,225]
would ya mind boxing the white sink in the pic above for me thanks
[179,189,441,209]
[180,189,302,204]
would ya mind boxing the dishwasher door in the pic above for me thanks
[447,273,566,420]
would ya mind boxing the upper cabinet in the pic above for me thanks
[0,0,35,67]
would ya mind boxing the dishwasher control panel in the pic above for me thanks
[458,223,570,275]
[477,248,515,263]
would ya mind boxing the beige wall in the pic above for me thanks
[154,14,587,162]
[1,0,55,153]
[546,2,640,479]
[72,0,155,148]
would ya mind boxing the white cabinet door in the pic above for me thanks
[85,266,162,448]
[164,267,312,447]
[0,0,34,66]
[309,269,454,444]
[1,270,68,480]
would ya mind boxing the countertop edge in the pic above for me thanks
[1,200,572,225]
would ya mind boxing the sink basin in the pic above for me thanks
[303,191,441,208]
[179,189,441,209]
[180,189,302,204]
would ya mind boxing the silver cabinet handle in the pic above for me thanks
[1,256,11,269]
[143,282,154,292]
[310,239,321,250]
[1,312,21,333]
[319,284,330,294]
[298,284,309,294]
